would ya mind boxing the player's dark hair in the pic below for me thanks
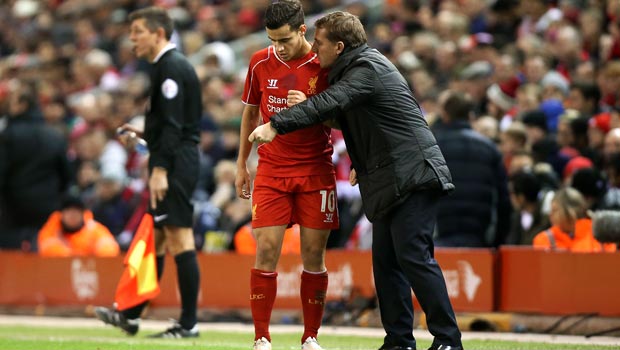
[315,11,367,49]
[264,0,304,31]
[128,6,174,40]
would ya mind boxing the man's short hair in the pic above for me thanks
[264,0,304,30]
[128,6,174,40]
[315,11,367,49]
[443,91,473,121]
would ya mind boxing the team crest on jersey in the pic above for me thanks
[307,76,318,95]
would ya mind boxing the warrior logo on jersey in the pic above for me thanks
[267,79,278,89]
[307,75,318,95]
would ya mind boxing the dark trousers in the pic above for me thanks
[372,190,461,348]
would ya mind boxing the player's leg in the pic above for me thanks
[293,174,339,349]
[299,227,329,350]
[252,225,286,345]
[251,175,292,347]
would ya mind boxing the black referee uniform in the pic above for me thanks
[145,44,201,228]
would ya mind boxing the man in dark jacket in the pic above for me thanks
[249,11,462,350]
[0,81,71,251]
[434,91,512,247]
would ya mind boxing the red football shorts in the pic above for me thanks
[251,174,339,230]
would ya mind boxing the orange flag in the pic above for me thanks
[114,213,160,311]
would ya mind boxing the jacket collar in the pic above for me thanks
[328,43,369,84]
[153,43,176,63]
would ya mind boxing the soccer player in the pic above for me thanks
[235,1,338,350]
[95,6,201,338]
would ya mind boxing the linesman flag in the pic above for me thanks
[115,213,160,310]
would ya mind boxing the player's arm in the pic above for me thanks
[287,89,340,129]
[236,104,260,199]
[270,65,375,134]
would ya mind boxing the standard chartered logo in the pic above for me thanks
[267,95,288,113]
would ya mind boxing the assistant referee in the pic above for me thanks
[95,6,201,339]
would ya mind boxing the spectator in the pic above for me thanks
[565,81,601,118]
[499,122,528,172]
[588,112,611,166]
[0,80,71,251]
[603,128,620,160]
[508,150,535,175]
[91,167,134,243]
[532,187,616,252]
[570,167,608,211]
[486,76,520,129]
[506,170,548,245]
[601,152,620,210]
[472,115,500,142]
[435,90,512,247]
[38,195,120,257]
[521,109,549,149]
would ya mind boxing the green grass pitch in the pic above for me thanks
[0,325,617,350]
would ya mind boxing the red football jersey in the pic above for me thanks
[242,46,334,177]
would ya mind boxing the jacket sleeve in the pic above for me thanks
[532,230,552,249]
[271,64,375,134]
[92,222,120,257]
[150,63,185,170]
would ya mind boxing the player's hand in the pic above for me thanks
[349,168,358,186]
[235,164,252,200]
[287,90,307,107]
[249,122,277,143]
[149,167,168,209]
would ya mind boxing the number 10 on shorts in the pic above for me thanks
[319,190,336,213]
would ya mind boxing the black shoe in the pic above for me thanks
[378,346,415,350]
[427,345,463,350]
[94,306,139,335]
[147,322,199,338]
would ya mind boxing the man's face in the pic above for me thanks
[266,24,305,61]
[312,27,341,69]
[129,18,159,61]
[565,88,586,112]
[61,207,84,232]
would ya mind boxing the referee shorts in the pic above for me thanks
[149,144,198,229]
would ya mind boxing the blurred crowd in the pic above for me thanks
[1,0,619,255]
